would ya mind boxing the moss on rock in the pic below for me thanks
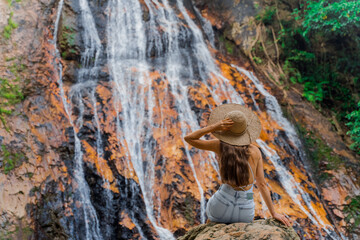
[58,25,80,60]
[296,124,342,184]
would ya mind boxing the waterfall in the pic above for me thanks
[104,0,341,238]
[48,0,344,238]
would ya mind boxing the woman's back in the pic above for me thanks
[218,143,260,191]
[204,143,260,223]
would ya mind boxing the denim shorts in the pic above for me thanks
[206,184,255,223]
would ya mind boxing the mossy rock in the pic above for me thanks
[58,25,80,60]
[57,3,81,61]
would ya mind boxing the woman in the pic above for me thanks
[184,103,291,226]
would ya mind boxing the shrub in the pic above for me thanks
[256,6,276,25]
[344,195,360,232]
[275,2,358,113]
[346,102,360,154]
[294,0,360,37]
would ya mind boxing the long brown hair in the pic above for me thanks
[220,141,250,186]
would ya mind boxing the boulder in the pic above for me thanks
[178,219,300,240]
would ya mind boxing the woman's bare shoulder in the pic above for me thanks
[248,144,261,160]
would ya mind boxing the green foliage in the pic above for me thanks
[251,0,360,155]
[343,195,360,232]
[1,145,24,174]
[301,65,336,104]
[224,41,234,54]
[252,56,263,64]
[346,102,360,154]
[274,5,358,114]
[59,25,78,59]
[2,12,18,40]
[279,39,336,104]
[286,50,315,63]
[61,51,67,59]
[256,6,276,25]
[294,0,360,37]
[63,31,76,47]
[9,62,26,75]
[219,35,235,55]
[283,59,301,84]
[0,78,24,105]
[5,56,16,61]
[0,108,12,115]
[0,77,24,131]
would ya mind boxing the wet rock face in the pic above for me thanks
[26,180,69,240]
[192,0,259,51]
[83,161,157,240]
[178,219,300,240]
[58,0,109,84]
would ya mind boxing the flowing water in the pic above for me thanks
[52,0,104,239]
[50,0,344,239]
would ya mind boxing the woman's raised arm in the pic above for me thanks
[184,118,233,154]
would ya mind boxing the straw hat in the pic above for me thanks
[208,104,261,146]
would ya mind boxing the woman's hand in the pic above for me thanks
[212,118,234,132]
[272,213,291,227]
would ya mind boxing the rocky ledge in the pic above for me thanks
[178,219,300,240]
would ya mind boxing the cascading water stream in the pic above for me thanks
[193,6,215,48]
[90,89,114,239]
[257,139,339,239]
[51,0,109,238]
[106,0,175,239]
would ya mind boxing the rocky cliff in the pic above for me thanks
[0,0,359,239]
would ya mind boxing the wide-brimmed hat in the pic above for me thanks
[208,103,261,146]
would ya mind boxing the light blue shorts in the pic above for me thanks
[206,184,255,223]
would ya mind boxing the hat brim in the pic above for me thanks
[208,104,261,146]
